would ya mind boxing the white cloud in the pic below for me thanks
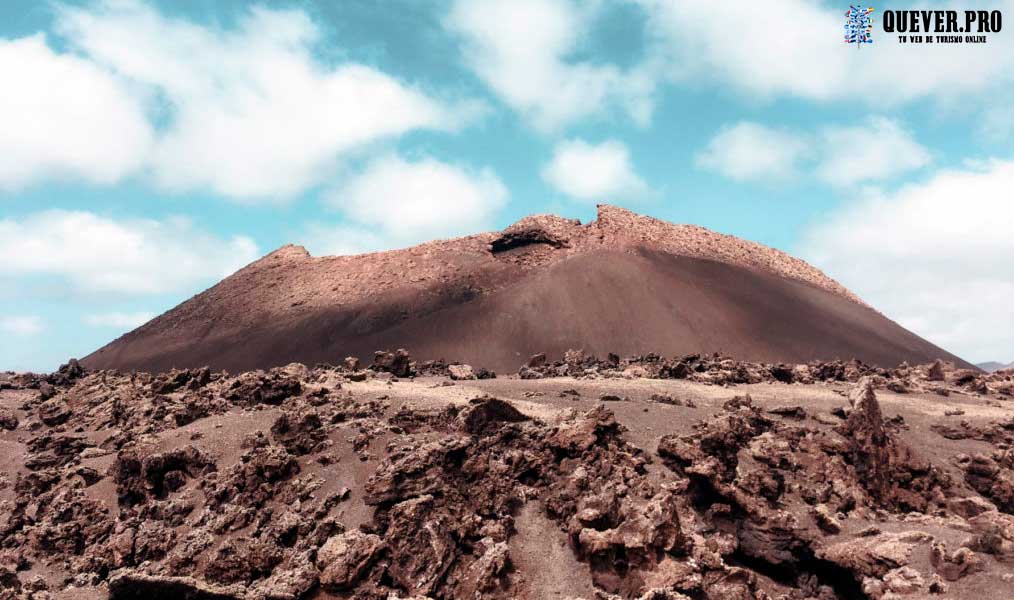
[698,118,929,185]
[0,34,153,191]
[309,155,508,254]
[84,311,154,328]
[445,1,1014,133]
[696,122,808,182]
[815,117,931,186]
[52,1,474,200]
[542,139,648,201]
[0,316,44,336]
[0,210,259,294]
[639,0,841,100]
[0,1,474,199]
[800,160,1014,362]
[445,0,656,131]
[638,0,1014,105]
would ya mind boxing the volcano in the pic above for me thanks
[83,205,971,372]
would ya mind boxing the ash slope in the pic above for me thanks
[83,205,971,373]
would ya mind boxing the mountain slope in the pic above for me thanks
[83,205,972,372]
[978,361,1014,372]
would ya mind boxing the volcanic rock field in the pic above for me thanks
[3,352,1014,599]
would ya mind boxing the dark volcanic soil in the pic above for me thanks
[2,352,1013,599]
[81,206,971,373]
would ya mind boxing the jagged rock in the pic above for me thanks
[948,496,995,518]
[48,358,84,386]
[883,566,924,594]
[663,361,690,379]
[372,349,414,377]
[383,495,457,596]
[251,558,319,600]
[317,530,384,590]
[959,453,1014,513]
[564,348,587,366]
[767,405,806,419]
[701,567,760,600]
[38,398,70,426]
[928,574,948,593]
[548,405,619,454]
[452,537,510,596]
[769,364,795,383]
[112,445,216,505]
[152,368,212,394]
[812,504,842,534]
[0,566,20,595]
[930,542,987,581]
[270,409,326,455]
[927,359,946,381]
[0,407,18,430]
[203,537,283,585]
[38,381,56,400]
[23,433,94,471]
[363,437,472,505]
[722,394,753,411]
[838,377,891,499]
[818,531,931,578]
[224,369,301,405]
[573,490,683,559]
[204,444,300,517]
[458,396,528,435]
[489,217,572,253]
[886,380,909,393]
[518,366,544,379]
[650,393,678,405]
[447,364,476,380]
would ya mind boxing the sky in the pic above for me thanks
[1,0,1013,371]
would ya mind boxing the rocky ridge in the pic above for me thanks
[107,205,864,349]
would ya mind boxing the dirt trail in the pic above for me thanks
[510,502,598,599]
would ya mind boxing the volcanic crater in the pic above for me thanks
[83,205,970,373]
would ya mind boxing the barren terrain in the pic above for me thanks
[3,352,1014,599]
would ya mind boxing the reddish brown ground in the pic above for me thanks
[2,354,1013,599]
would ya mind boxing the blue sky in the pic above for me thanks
[2,0,1013,371]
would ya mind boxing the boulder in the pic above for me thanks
[0,407,18,431]
[448,364,476,380]
[372,349,414,377]
[317,530,384,590]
